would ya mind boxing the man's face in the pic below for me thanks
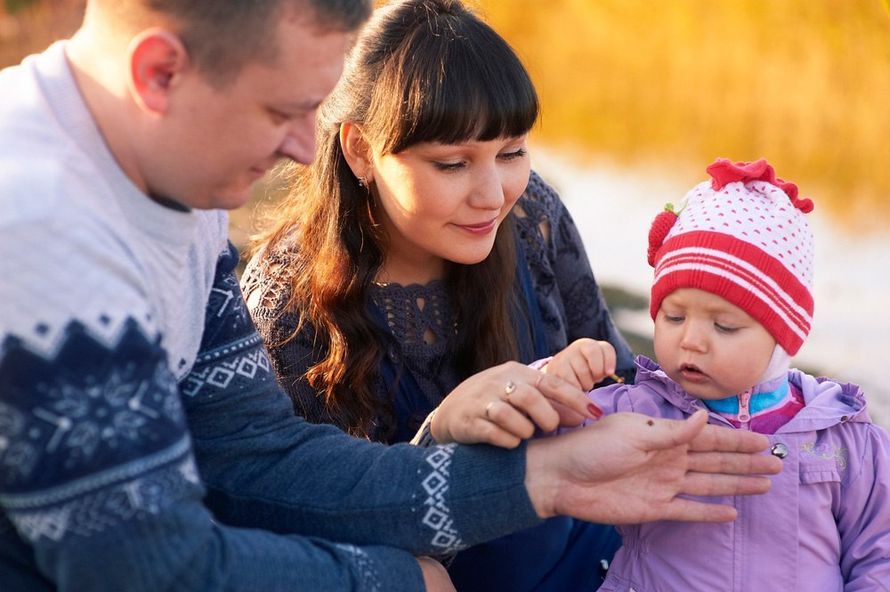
[155,14,352,210]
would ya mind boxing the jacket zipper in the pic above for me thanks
[737,388,752,430]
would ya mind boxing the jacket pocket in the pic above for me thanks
[799,459,841,484]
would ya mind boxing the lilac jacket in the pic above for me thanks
[583,357,890,591]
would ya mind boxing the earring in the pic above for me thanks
[357,176,367,188]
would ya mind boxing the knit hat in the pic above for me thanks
[647,158,815,356]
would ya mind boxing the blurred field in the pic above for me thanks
[0,0,82,66]
[475,0,890,228]
[3,0,890,227]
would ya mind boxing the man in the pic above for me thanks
[0,1,781,590]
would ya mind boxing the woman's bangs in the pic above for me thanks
[386,22,539,152]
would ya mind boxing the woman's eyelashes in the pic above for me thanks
[431,148,527,172]
[432,160,466,171]
[500,147,527,161]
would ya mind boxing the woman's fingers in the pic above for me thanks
[534,371,593,421]
[434,361,601,447]
[498,382,561,433]
[482,398,536,441]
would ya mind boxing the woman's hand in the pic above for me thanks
[542,338,618,391]
[430,361,595,448]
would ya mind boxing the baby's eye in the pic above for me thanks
[664,314,684,323]
[715,323,739,333]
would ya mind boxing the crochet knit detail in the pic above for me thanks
[371,281,453,349]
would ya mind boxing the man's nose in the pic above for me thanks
[277,118,317,165]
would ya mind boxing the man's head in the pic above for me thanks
[70,0,371,209]
[88,0,370,86]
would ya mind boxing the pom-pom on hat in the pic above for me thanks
[648,158,815,356]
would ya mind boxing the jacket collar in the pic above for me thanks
[632,355,870,431]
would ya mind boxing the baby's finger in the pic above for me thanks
[569,352,597,391]
[599,341,618,378]
[577,340,617,385]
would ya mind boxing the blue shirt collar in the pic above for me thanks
[704,375,789,415]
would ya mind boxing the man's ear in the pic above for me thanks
[340,122,374,184]
[128,29,189,114]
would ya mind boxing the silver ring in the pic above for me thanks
[504,381,517,397]
[485,401,495,420]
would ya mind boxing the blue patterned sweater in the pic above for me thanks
[0,41,540,591]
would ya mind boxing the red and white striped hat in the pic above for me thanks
[647,158,815,356]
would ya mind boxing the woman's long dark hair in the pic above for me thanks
[254,0,539,438]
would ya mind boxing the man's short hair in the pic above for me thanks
[128,0,371,84]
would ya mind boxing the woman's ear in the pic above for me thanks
[128,28,189,114]
[340,122,374,184]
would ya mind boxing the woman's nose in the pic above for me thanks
[468,165,506,210]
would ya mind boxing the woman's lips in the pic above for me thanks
[455,219,497,235]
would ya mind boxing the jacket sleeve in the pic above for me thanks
[525,172,636,384]
[186,244,542,554]
[0,215,423,591]
[837,423,890,590]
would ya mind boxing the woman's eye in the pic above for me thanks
[500,148,527,161]
[433,161,465,171]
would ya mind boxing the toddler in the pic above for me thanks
[549,158,890,590]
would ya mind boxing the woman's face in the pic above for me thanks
[368,135,530,284]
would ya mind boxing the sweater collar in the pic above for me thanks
[41,41,198,246]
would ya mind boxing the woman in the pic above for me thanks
[242,0,634,589]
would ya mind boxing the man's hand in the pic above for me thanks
[417,557,456,592]
[525,410,782,524]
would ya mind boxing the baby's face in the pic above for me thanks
[654,289,776,399]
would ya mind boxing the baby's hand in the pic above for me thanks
[544,338,620,392]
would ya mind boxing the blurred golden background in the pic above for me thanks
[4,0,889,227]
[481,0,890,229]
